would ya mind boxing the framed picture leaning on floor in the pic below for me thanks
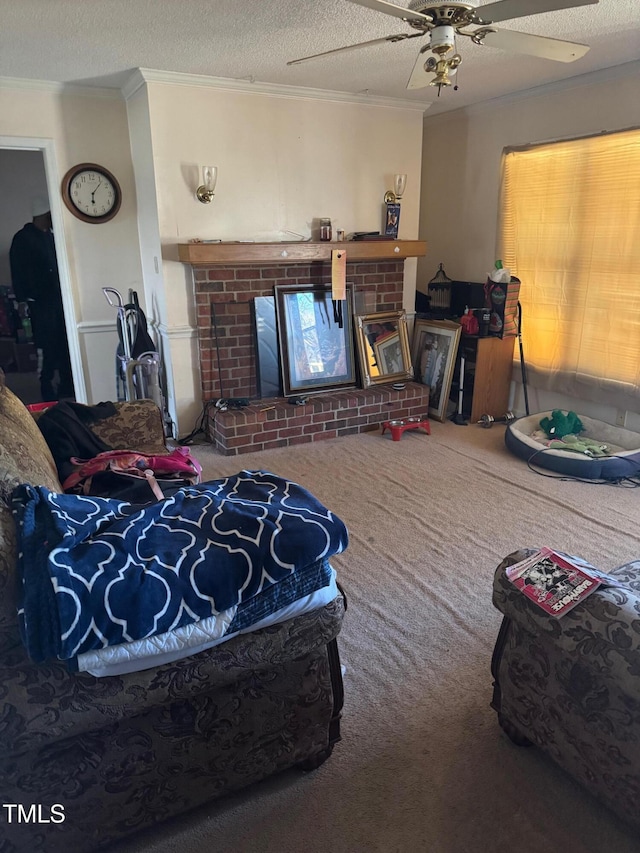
[274,282,357,397]
[411,319,461,422]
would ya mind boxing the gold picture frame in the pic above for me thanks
[354,310,414,388]
[411,319,461,422]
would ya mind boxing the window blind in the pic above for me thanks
[498,128,640,409]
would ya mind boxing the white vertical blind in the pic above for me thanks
[498,128,640,408]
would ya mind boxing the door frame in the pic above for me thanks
[0,135,86,402]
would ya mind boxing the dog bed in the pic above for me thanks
[505,411,640,479]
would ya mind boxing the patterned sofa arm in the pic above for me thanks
[1,374,62,650]
[0,594,345,748]
[89,399,168,454]
[493,549,640,700]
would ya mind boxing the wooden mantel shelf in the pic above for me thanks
[178,239,426,266]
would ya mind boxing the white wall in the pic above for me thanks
[419,61,640,429]
[131,74,425,432]
[0,82,145,404]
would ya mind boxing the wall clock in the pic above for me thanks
[61,162,122,224]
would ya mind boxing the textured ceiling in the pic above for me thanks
[1,0,639,115]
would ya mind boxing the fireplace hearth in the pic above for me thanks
[209,383,429,455]
[184,240,429,454]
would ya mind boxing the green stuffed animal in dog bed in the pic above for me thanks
[539,409,584,439]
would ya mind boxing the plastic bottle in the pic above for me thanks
[17,301,33,341]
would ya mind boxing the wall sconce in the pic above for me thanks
[196,166,218,204]
[384,174,407,204]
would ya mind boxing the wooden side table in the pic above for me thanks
[460,336,515,423]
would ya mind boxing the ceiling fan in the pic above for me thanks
[288,0,599,95]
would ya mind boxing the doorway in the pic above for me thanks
[0,144,81,406]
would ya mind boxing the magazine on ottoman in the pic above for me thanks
[505,547,603,618]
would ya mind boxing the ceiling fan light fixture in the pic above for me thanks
[430,24,456,54]
[426,50,461,89]
[429,65,454,87]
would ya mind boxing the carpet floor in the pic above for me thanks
[110,418,640,853]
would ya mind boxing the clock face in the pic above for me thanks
[61,163,122,223]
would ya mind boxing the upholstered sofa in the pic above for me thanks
[0,370,345,852]
[491,549,640,829]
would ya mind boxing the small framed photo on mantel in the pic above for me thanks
[384,203,400,239]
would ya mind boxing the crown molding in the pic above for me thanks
[0,76,122,99]
[121,69,147,100]
[424,59,640,124]
[122,68,430,113]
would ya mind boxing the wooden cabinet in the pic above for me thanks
[458,336,515,423]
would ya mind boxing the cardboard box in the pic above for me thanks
[485,276,520,338]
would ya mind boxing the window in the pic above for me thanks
[498,128,640,409]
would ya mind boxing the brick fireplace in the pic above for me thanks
[182,241,430,455]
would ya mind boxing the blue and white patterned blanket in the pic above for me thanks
[11,470,348,665]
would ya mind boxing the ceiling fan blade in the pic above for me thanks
[345,0,432,24]
[480,28,590,61]
[473,0,598,26]
[406,46,433,89]
[287,31,423,66]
